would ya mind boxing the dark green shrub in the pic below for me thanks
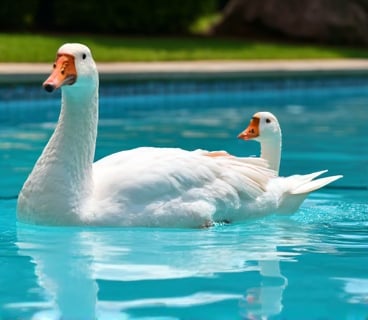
[74,0,215,34]
[7,0,219,34]
[0,0,38,30]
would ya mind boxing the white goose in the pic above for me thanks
[17,43,341,227]
[237,111,342,213]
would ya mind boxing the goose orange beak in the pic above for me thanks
[237,116,260,140]
[43,54,77,92]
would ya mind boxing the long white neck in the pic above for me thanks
[18,84,98,224]
[51,86,98,193]
[259,135,281,175]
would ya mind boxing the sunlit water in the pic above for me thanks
[0,77,367,320]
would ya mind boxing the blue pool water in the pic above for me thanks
[0,76,367,320]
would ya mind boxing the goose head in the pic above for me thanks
[43,43,98,93]
[237,111,281,143]
[238,111,282,173]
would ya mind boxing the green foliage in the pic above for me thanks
[189,13,222,34]
[0,0,218,34]
[0,0,38,30]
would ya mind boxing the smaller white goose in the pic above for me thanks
[237,111,343,214]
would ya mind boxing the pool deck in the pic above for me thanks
[1,59,368,83]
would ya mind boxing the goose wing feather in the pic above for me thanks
[89,147,276,227]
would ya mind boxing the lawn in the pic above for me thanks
[1,33,368,62]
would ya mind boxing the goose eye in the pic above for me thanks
[82,53,87,60]
[266,118,271,123]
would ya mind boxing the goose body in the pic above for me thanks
[17,44,342,227]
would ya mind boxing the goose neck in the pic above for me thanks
[260,136,281,174]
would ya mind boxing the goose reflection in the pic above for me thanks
[13,221,299,319]
[15,225,99,320]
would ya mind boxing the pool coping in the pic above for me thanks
[1,59,368,83]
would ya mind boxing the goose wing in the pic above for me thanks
[89,147,275,227]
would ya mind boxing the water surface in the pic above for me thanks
[0,78,367,319]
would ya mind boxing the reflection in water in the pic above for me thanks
[240,261,287,319]
[335,278,368,305]
[11,221,302,320]
[15,226,98,320]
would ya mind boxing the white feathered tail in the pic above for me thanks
[274,170,343,214]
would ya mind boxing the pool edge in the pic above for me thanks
[2,59,368,83]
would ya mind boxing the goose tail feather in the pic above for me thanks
[275,171,343,214]
[291,174,343,195]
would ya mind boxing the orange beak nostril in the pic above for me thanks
[238,117,260,140]
[42,54,77,92]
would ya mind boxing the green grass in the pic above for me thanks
[1,33,368,62]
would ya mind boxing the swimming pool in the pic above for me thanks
[0,76,367,319]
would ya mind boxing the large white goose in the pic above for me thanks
[17,43,341,227]
[237,111,342,213]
